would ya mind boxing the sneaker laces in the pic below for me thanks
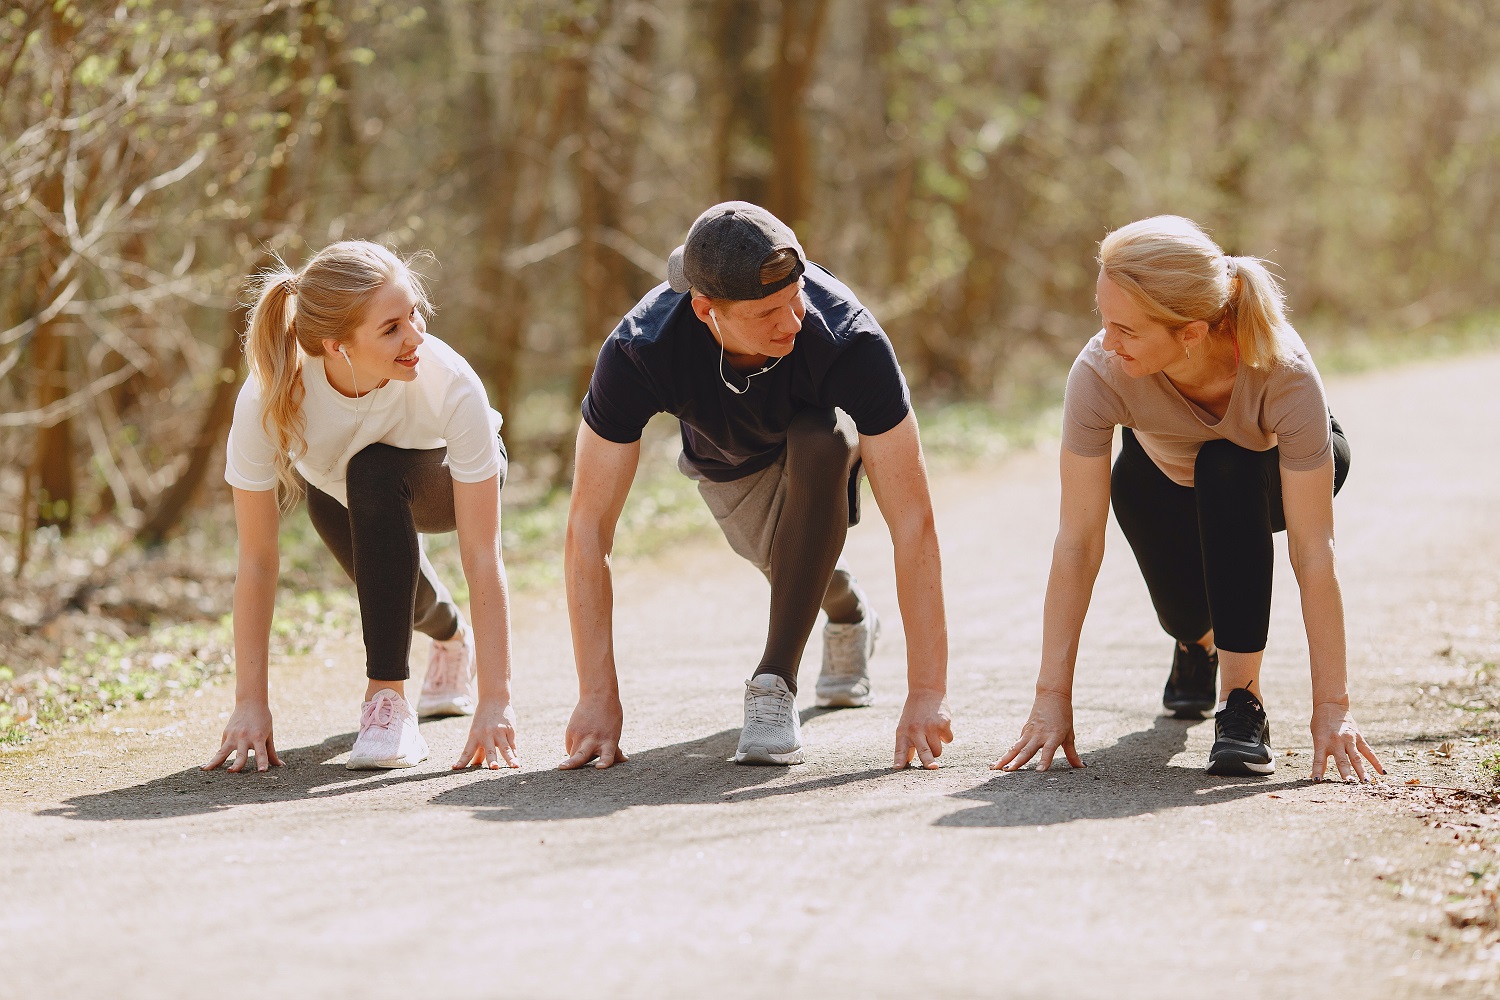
[745,679,793,727]
[425,630,468,690]
[1173,641,1215,685]
[360,693,401,731]
[823,625,866,678]
[1218,687,1265,744]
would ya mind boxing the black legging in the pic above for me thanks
[1109,418,1349,654]
[304,440,507,681]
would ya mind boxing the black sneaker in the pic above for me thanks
[1163,641,1218,718]
[1207,686,1275,776]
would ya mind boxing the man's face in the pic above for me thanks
[697,278,806,360]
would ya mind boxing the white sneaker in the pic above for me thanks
[816,609,880,708]
[417,618,476,718]
[347,689,428,769]
[734,673,804,765]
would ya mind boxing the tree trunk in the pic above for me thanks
[26,10,79,536]
[135,7,314,546]
[709,0,766,204]
[767,0,830,232]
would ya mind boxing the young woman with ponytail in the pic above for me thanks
[203,240,518,773]
[995,216,1384,781]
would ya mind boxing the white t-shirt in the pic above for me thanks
[224,334,503,507]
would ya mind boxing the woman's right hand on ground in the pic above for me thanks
[993,691,1084,772]
[558,693,628,770]
[202,701,282,772]
[1310,702,1385,782]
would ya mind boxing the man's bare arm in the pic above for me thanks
[559,421,640,770]
[860,411,953,769]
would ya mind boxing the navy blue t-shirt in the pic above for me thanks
[581,263,912,483]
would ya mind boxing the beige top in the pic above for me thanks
[1061,330,1332,487]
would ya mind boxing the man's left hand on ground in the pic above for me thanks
[894,690,953,769]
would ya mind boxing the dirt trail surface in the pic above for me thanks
[4,353,1500,999]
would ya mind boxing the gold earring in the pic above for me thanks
[1185,344,1191,360]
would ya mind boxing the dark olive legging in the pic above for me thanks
[1109,417,1349,655]
[304,440,507,681]
[755,407,864,692]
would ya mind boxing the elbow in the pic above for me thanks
[459,545,502,582]
[890,513,940,560]
[564,517,610,574]
[1053,532,1104,573]
[1289,537,1337,584]
[237,549,279,581]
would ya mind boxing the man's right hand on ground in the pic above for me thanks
[559,693,629,770]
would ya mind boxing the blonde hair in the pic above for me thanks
[1098,215,1292,370]
[242,240,433,512]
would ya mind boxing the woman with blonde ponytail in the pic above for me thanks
[996,216,1383,782]
[204,240,519,773]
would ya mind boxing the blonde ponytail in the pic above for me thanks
[1099,216,1292,370]
[1225,255,1292,370]
[243,266,308,513]
[238,240,432,515]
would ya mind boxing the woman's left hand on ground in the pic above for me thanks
[1309,703,1384,782]
[454,699,520,770]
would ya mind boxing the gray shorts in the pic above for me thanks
[682,410,861,576]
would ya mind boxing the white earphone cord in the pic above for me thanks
[710,309,781,395]
[320,347,376,475]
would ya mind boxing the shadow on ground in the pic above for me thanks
[38,709,900,823]
[38,731,462,821]
[938,715,1274,827]
[431,708,899,821]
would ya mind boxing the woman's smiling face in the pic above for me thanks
[1096,271,1181,378]
[337,272,427,388]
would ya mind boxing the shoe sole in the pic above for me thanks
[815,690,874,709]
[346,752,428,770]
[417,699,476,718]
[1206,752,1275,776]
[1164,701,1212,719]
[733,746,805,766]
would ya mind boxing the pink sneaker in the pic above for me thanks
[417,618,477,718]
[346,689,428,769]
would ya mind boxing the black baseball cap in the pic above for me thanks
[666,201,806,301]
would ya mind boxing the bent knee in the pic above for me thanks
[346,443,405,497]
[1193,439,1264,491]
[785,409,856,475]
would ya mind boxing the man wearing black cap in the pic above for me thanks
[559,201,952,769]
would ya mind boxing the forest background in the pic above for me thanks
[2,0,1499,743]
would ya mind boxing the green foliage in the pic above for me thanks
[0,617,234,746]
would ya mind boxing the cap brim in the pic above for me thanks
[666,246,691,293]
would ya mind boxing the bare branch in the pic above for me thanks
[0,360,143,429]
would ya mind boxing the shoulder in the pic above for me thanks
[1260,329,1326,397]
[230,365,277,425]
[802,262,880,344]
[1063,332,1130,422]
[1066,332,1121,394]
[611,282,697,355]
[417,334,477,380]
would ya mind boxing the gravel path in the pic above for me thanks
[3,353,1498,999]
